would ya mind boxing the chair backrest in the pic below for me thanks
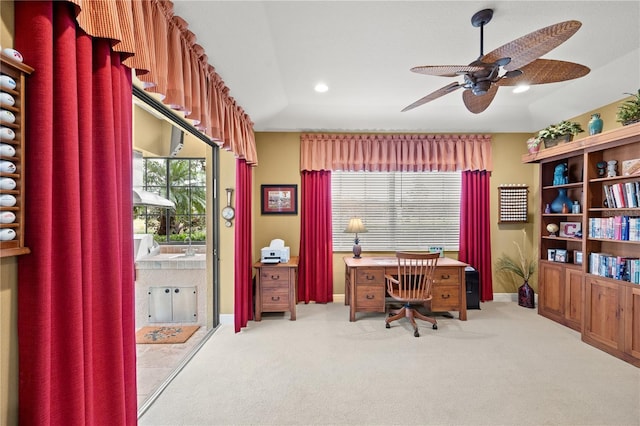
[392,251,439,300]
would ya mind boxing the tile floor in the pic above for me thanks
[136,326,209,410]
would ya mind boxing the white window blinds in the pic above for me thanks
[332,171,461,252]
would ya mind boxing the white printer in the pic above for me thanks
[260,239,290,263]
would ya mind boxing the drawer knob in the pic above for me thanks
[441,294,451,299]
[270,275,280,280]
[271,296,281,301]
[366,275,375,281]
[441,274,450,279]
[366,294,375,299]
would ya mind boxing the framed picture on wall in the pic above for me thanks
[261,184,298,215]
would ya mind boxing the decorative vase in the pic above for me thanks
[588,113,603,135]
[518,281,535,308]
[528,144,540,154]
[550,188,572,213]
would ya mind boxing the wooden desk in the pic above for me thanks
[254,256,298,321]
[344,256,468,322]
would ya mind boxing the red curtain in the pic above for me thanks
[459,171,493,301]
[16,2,137,424]
[298,171,334,303]
[234,159,253,332]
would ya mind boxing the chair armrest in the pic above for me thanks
[385,274,399,294]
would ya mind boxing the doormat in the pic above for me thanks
[135,325,200,344]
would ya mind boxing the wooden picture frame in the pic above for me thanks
[261,184,298,215]
[554,249,568,263]
[574,250,583,265]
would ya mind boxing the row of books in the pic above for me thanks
[602,181,640,208]
[589,252,640,284]
[588,216,640,241]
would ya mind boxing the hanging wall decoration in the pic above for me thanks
[498,184,529,223]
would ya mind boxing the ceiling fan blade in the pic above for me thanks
[462,84,499,114]
[410,65,485,77]
[497,59,590,86]
[402,82,462,112]
[482,20,582,71]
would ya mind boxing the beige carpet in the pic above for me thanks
[136,326,200,344]
[139,302,640,425]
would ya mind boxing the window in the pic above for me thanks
[134,157,207,243]
[332,171,461,252]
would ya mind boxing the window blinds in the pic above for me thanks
[332,171,461,252]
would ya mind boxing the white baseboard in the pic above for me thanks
[493,293,538,303]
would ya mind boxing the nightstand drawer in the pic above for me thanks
[432,284,460,310]
[356,268,384,285]
[356,285,385,310]
[260,267,290,285]
[434,267,460,285]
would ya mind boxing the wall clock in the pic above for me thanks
[221,188,235,227]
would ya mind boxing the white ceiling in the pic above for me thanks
[171,1,640,133]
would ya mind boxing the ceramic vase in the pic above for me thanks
[550,188,572,213]
[588,113,603,135]
[518,281,535,308]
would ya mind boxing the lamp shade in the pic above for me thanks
[344,217,367,234]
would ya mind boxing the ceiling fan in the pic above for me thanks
[402,9,590,114]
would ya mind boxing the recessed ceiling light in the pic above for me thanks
[513,84,530,94]
[315,83,329,93]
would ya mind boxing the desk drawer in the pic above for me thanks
[434,267,460,285]
[262,287,290,311]
[432,284,460,310]
[356,285,385,310]
[260,267,290,285]
[356,268,384,285]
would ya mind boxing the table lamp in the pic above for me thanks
[344,217,368,258]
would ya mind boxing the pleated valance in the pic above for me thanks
[67,0,257,165]
[300,134,492,172]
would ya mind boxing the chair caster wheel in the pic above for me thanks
[385,323,390,329]
[414,330,420,337]
[432,324,438,330]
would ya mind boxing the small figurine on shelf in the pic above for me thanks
[596,161,607,177]
[553,163,568,185]
[572,200,581,214]
[607,160,618,177]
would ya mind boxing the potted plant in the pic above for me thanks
[495,229,536,308]
[526,136,542,154]
[538,120,584,148]
[616,89,640,126]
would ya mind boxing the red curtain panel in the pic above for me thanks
[298,171,334,303]
[234,159,254,332]
[459,170,494,301]
[16,2,137,424]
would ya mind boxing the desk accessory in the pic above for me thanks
[344,217,367,258]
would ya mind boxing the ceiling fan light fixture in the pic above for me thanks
[314,83,329,93]
[513,84,530,94]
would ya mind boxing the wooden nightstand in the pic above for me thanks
[253,256,298,321]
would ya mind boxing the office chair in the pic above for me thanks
[385,251,439,337]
